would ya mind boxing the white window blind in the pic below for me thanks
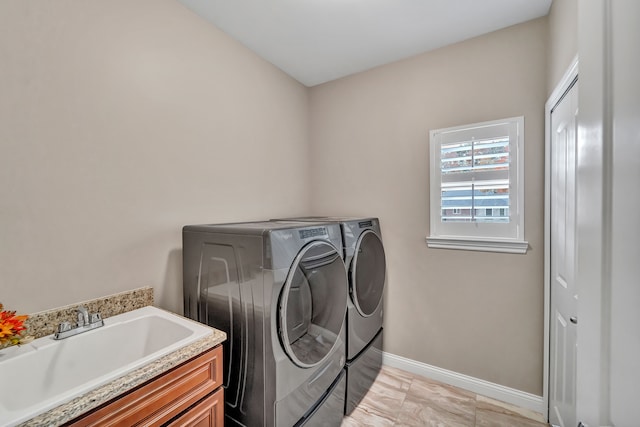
[427,116,527,254]
[441,136,510,223]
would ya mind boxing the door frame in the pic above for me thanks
[544,55,579,423]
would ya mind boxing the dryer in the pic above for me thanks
[271,217,386,415]
[183,221,348,426]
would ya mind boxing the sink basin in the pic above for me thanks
[0,306,212,426]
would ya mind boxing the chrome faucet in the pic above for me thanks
[77,306,89,327]
[54,306,104,340]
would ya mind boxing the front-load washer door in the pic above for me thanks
[279,240,348,368]
[350,230,386,317]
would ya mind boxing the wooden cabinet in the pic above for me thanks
[166,387,223,427]
[66,345,223,427]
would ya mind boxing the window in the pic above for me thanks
[427,116,528,254]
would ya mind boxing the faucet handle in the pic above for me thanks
[89,312,102,324]
[58,321,73,333]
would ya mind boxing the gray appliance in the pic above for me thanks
[271,217,386,415]
[183,221,349,426]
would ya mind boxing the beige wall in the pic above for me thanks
[547,0,578,94]
[2,0,556,397]
[309,18,548,395]
[0,0,309,314]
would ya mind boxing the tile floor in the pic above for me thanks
[342,366,550,427]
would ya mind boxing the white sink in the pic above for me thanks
[0,306,212,427]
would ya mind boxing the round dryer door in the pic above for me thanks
[279,240,348,368]
[350,229,386,317]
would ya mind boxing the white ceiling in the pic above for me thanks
[177,0,552,87]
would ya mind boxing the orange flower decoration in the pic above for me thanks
[0,323,14,338]
[0,303,32,348]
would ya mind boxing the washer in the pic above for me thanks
[271,217,386,414]
[183,221,348,426]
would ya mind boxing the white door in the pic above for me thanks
[549,78,579,427]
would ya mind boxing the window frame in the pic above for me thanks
[426,116,528,254]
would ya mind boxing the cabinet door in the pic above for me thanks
[67,345,223,427]
[166,388,224,427]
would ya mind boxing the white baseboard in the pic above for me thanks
[382,351,546,419]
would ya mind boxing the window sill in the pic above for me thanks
[425,236,529,254]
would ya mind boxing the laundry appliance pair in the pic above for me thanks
[182,217,386,426]
[273,217,386,415]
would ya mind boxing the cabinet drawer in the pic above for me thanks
[166,387,224,427]
[67,345,223,427]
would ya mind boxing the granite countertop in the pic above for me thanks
[14,287,226,427]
